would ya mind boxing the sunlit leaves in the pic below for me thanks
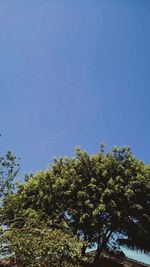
[0,220,83,267]
[2,145,150,262]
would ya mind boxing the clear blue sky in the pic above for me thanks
[0,1,150,263]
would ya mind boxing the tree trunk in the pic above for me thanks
[94,230,112,264]
[94,234,101,264]
[81,244,87,256]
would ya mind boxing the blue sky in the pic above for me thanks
[0,0,150,263]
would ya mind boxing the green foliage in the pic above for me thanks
[0,150,19,200]
[0,218,83,267]
[2,146,150,263]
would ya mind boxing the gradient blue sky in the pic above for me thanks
[0,0,150,263]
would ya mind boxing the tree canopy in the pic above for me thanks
[1,146,150,264]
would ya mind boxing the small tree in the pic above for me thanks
[0,150,19,200]
[0,218,84,267]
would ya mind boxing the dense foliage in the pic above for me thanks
[0,218,83,267]
[1,146,150,264]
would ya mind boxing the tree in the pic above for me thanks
[0,146,19,200]
[0,138,20,225]
[119,163,150,254]
[2,146,150,263]
[0,218,83,267]
[47,146,150,262]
